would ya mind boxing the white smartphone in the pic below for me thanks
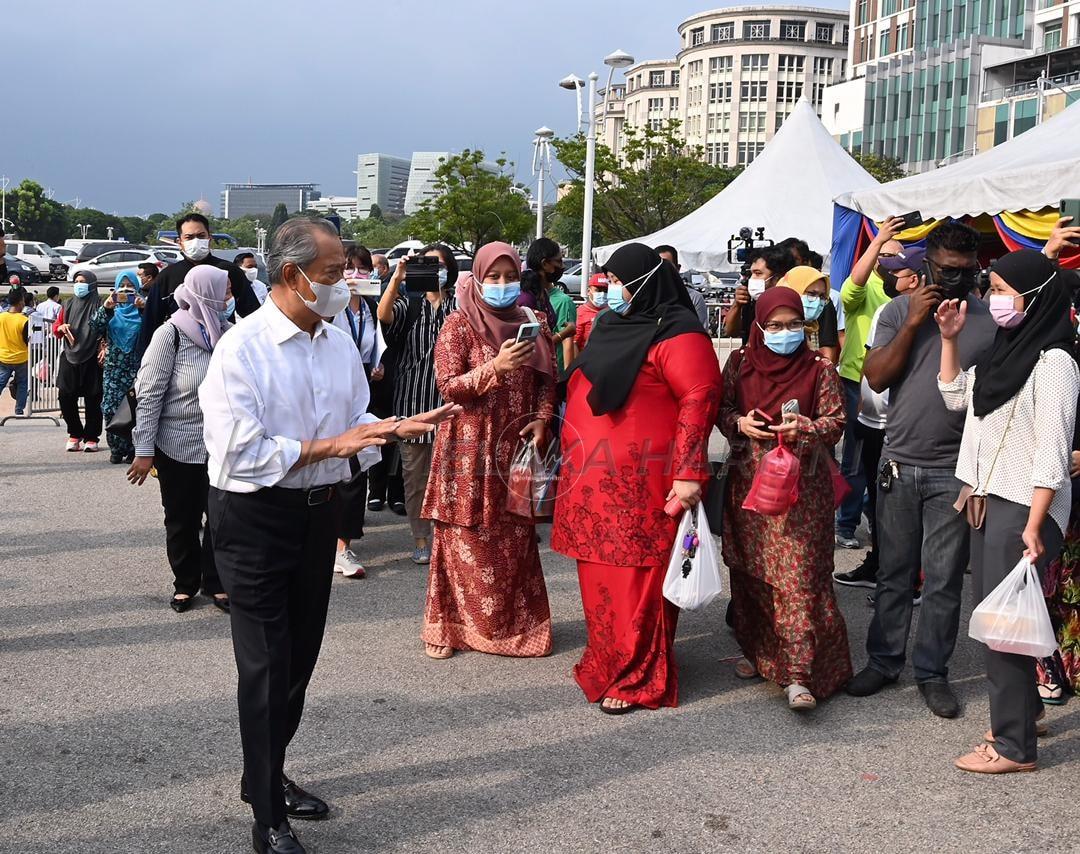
[515,322,541,344]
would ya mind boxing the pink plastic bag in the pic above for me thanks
[741,437,800,516]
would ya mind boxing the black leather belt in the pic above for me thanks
[271,484,336,507]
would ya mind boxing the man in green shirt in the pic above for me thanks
[835,216,906,548]
[548,282,576,372]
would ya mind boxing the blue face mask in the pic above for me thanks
[224,296,236,317]
[801,295,825,322]
[73,283,90,298]
[591,291,607,307]
[607,284,629,315]
[763,327,805,356]
[481,282,520,308]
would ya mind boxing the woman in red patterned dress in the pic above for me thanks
[552,243,722,714]
[421,242,557,660]
[718,287,851,711]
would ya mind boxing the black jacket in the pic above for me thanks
[135,254,258,360]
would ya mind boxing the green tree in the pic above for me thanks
[409,149,533,255]
[342,215,417,249]
[8,180,68,245]
[851,153,906,184]
[550,121,741,255]
[267,203,289,245]
[368,203,383,222]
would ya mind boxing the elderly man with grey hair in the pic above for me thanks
[200,217,459,854]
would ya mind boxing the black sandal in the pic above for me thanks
[170,595,194,613]
[599,698,638,716]
[211,596,230,614]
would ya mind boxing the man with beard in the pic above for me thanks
[847,221,996,719]
[135,213,259,359]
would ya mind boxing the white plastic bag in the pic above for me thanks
[969,558,1058,658]
[662,504,723,610]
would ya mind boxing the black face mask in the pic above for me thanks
[548,262,564,284]
[933,265,979,300]
[880,269,901,299]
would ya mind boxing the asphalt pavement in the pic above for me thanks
[1,414,1078,854]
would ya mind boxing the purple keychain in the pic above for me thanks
[680,506,700,578]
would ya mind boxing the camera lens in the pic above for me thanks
[739,227,753,240]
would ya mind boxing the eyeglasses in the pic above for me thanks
[761,319,805,333]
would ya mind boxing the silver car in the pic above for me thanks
[67,248,172,282]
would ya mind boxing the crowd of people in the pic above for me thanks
[6,211,1080,853]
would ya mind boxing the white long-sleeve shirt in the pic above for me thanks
[199,295,380,493]
[938,348,1079,535]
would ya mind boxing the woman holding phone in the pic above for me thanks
[718,287,850,711]
[52,271,105,452]
[421,241,557,660]
[937,250,1079,774]
[553,243,721,714]
[92,270,146,464]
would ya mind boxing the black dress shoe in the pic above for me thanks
[241,775,330,821]
[252,821,306,854]
[367,498,385,511]
[919,680,960,718]
[169,595,195,613]
[845,666,897,697]
[390,501,407,516]
[211,596,231,614]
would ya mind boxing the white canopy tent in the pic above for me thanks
[593,99,879,272]
[835,100,1080,221]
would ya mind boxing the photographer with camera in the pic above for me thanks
[723,245,795,342]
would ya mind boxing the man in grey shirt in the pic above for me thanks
[846,221,996,718]
[656,245,709,330]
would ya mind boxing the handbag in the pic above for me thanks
[956,395,1018,530]
[741,435,800,516]
[702,460,727,531]
[105,387,137,436]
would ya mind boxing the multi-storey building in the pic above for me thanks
[355,153,411,219]
[306,195,362,220]
[824,0,1047,172]
[596,6,849,168]
[220,183,320,219]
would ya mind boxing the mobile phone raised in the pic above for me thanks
[404,255,441,293]
[899,211,924,230]
[1060,199,1080,241]
[515,322,541,344]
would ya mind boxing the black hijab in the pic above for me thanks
[972,249,1076,417]
[565,243,705,416]
[64,271,103,365]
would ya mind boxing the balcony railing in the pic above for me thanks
[981,70,1080,102]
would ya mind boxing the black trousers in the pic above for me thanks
[337,457,368,541]
[367,443,404,505]
[57,358,103,441]
[155,449,221,596]
[970,495,1062,764]
[209,485,341,827]
[856,421,886,558]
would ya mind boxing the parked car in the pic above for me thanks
[3,254,42,285]
[150,246,184,264]
[53,247,79,265]
[67,248,172,282]
[75,241,147,263]
[3,240,67,280]
[561,261,584,295]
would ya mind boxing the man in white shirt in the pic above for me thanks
[200,217,457,854]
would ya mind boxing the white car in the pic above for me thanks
[67,248,172,282]
[4,240,68,280]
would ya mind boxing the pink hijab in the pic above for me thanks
[171,266,230,351]
[457,242,555,377]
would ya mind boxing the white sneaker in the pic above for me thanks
[66,438,82,452]
[335,548,366,578]
[83,440,99,453]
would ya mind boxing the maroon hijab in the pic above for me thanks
[457,241,555,377]
[735,286,825,422]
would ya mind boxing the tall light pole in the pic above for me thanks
[560,49,634,292]
[532,126,554,239]
[1,176,8,235]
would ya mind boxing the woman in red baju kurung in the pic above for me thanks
[421,242,557,659]
[552,244,722,713]
[717,287,851,710]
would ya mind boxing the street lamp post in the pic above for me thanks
[1,176,8,235]
[532,126,554,239]
[560,50,634,293]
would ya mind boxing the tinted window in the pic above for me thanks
[95,252,126,264]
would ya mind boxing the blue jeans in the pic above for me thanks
[836,377,866,537]
[0,361,28,414]
[865,463,970,683]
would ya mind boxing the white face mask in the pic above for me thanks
[295,267,351,319]
[243,266,259,282]
[747,276,770,299]
[182,237,211,261]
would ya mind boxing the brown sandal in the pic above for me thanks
[734,657,758,680]
[424,643,453,660]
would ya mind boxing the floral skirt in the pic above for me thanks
[1038,502,1080,695]
[422,519,551,657]
[574,561,679,709]
[731,568,852,699]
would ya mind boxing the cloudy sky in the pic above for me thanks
[8,0,846,216]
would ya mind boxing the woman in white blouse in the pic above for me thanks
[936,249,1079,775]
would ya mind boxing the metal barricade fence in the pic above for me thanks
[0,317,62,426]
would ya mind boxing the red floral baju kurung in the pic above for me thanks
[718,350,853,698]
[552,332,722,707]
[421,311,556,657]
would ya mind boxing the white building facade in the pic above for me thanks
[355,153,411,219]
